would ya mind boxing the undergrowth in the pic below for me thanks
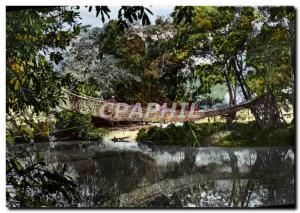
[136,121,295,147]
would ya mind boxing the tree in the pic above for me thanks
[6,6,155,207]
[6,9,83,207]
[62,26,139,99]
[85,6,153,30]
[7,6,154,114]
[172,7,239,105]
[97,18,187,104]
[6,7,81,114]
[173,6,251,126]
[246,21,292,110]
[257,6,295,118]
[173,6,294,129]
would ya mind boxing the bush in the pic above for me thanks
[136,128,148,141]
[136,122,222,147]
[136,121,295,147]
[84,128,109,141]
[6,152,80,207]
[215,122,295,147]
[54,110,108,141]
[6,117,53,144]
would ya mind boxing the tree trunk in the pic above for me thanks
[223,61,235,106]
[232,57,285,129]
[223,60,236,129]
[251,93,285,129]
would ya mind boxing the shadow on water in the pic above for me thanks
[9,141,295,208]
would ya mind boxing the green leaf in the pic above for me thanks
[14,80,20,91]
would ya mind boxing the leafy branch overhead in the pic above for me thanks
[85,6,153,30]
[6,6,154,115]
[173,6,195,24]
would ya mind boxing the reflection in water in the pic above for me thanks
[10,141,295,207]
[142,178,294,207]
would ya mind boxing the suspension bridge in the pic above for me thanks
[60,89,263,123]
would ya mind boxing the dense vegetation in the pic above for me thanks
[63,6,294,129]
[6,6,155,207]
[6,6,295,207]
[7,6,295,143]
[7,151,81,208]
[55,110,108,141]
[136,121,295,147]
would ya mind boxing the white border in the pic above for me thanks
[0,0,299,212]
[1,0,300,6]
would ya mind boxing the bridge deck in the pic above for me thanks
[61,90,261,123]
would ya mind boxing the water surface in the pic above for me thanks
[10,141,295,208]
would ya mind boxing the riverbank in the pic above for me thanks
[7,108,294,148]
[102,107,294,147]
[135,121,295,148]
[100,120,295,148]
[103,123,183,143]
[104,125,150,142]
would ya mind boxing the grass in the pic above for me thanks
[214,122,295,147]
[137,122,223,147]
[136,121,295,148]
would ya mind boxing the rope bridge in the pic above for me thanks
[60,89,262,123]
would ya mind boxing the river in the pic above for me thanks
[9,140,295,208]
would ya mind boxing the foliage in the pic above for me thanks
[137,121,294,147]
[85,6,153,30]
[54,110,108,141]
[97,18,188,104]
[84,128,109,140]
[6,109,56,144]
[172,6,295,128]
[73,79,100,98]
[5,6,155,208]
[6,152,80,208]
[214,122,295,147]
[6,5,154,141]
[6,7,81,114]
[6,5,154,114]
[173,7,253,93]
[62,26,138,99]
[137,122,226,147]
[5,108,109,144]
[246,7,295,107]
[173,6,195,24]
[182,77,201,102]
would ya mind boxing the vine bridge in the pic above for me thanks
[61,89,263,123]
